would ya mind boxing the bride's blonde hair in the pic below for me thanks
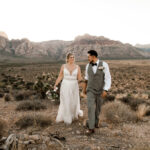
[66,52,75,63]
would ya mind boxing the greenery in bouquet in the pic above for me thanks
[46,84,60,103]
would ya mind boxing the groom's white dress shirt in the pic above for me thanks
[85,59,111,91]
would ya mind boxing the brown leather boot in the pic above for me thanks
[85,129,95,135]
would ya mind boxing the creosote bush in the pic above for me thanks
[16,100,47,111]
[15,114,52,129]
[101,101,138,124]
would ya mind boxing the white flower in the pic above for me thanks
[98,66,104,70]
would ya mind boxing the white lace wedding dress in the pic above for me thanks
[56,65,83,124]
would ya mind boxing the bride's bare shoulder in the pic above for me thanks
[60,64,65,70]
[76,65,80,68]
[61,64,65,67]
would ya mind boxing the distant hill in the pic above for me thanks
[135,44,150,52]
[0,33,150,62]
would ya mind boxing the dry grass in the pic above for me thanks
[0,82,6,88]
[16,100,47,111]
[15,114,52,129]
[0,92,4,98]
[0,118,7,138]
[104,94,115,103]
[13,90,35,101]
[4,93,12,101]
[130,146,150,150]
[119,96,150,118]
[119,96,146,111]
[101,101,138,124]
[136,104,150,119]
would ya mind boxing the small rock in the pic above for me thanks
[24,141,30,145]
[76,130,81,134]
[68,128,72,131]
[29,135,40,141]
[24,134,29,140]
[42,136,50,143]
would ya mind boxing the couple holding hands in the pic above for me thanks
[54,50,111,134]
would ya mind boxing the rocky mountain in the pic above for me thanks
[63,34,150,60]
[0,35,70,60]
[0,33,150,62]
[0,31,8,39]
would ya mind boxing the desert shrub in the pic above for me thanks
[16,100,47,111]
[101,101,138,124]
[119,96,146,111]
[104,94,115,103]
[4,94,11,101]
[136,104,150,119]
[25,82,34,90]
[14,90,35,101]
[0,93,4,98]
[21,68,26,71]
[0,82,6,88]
[145,109,150,116]
[15,114,52,129]
[0,118,7,138]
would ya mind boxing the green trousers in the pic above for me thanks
[87,91,103,129]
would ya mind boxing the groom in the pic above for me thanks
[83,50,111,134]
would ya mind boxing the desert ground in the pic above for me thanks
[0,59,150,150]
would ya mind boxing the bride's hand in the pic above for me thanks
[54,85,57,90]
[80,92,87,98]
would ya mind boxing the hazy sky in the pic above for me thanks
[0,0,150,45]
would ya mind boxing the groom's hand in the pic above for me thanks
[101,90,107,99]
[80,92,87,98]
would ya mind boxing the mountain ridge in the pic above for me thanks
[0,34,150,62]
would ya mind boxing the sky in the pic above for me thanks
[0,0,150,45]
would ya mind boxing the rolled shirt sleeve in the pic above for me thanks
[103,62,111,91]
[84,63,89,80]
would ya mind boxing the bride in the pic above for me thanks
[54,53,83,124]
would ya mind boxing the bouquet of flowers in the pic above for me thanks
[46,86,60,102]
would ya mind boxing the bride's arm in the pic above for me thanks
[77,65,87,98]
[54,65,64,89]
[77,65,82,82]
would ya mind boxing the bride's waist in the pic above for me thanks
[63,78,77,81]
